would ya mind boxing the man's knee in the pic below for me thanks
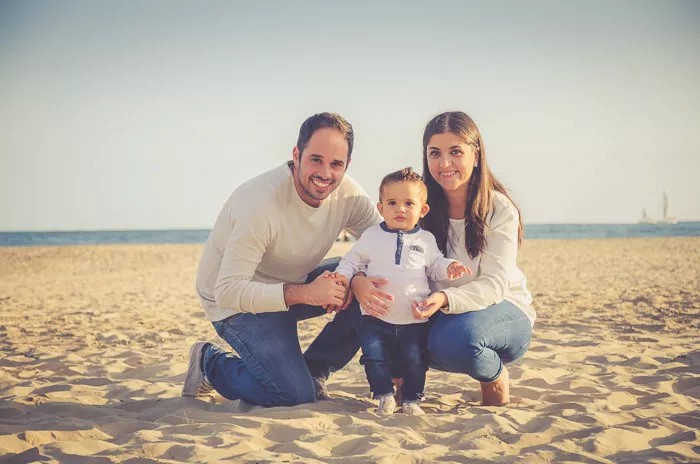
[269,370,317,406]
[275,384,316,406]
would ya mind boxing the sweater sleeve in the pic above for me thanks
[213,209,287,313]
[424,233,457,282]
[334,232,370,280]
[441,200,520,314]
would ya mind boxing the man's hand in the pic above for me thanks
[447,262,470,280]
[283,270,347,307]
[412,291,448,320]
[323,273,352,313]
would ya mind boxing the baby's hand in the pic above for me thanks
[447,262,470,280]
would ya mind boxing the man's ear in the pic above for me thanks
[420,203,430,218]
[292,146,300,166]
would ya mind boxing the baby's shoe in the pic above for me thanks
[402,400,425,416]
[377,393,396,416]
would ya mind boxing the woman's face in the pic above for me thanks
[426,132,477,194]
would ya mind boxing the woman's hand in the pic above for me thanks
[412,291,448,320]
[350,275,394,318]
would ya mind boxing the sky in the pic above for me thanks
[1,0,699,231]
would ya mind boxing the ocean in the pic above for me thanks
[1,222,699,247]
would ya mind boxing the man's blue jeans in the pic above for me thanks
[201,258,362,407]
[358,316,429,402]
[427,300,533,382]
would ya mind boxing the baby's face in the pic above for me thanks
[377,181,429,231]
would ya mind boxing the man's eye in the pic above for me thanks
[332,162,344,168]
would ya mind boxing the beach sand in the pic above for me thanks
[1,238,698,463]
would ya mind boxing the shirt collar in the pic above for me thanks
[379,221,421,234]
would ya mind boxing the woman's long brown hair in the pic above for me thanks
[420,111,523,258]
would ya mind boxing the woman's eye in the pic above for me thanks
[428,151,439,158]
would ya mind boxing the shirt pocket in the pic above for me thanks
[405,246,426,270]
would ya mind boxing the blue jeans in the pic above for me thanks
[428,300,532,383]
[358,316,429,402]
[201,258,362,407]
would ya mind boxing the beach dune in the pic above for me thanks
[1,238,698,463]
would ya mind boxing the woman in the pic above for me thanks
[352,111,535,406]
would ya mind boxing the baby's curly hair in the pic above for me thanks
[379,167,427,202]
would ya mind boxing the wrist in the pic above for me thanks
[438,291,450,313]
[349,272,366,292]
[283,283,307,307]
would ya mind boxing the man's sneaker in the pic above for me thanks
[377,393,396,416]
[182,342,213,397]
[312,377,331,400]
[402,400,425,416]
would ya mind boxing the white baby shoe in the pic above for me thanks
[377,394,396,416]
[402,400,425,416]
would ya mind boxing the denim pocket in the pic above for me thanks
[212,313,242,338]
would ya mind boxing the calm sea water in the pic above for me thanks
[1,222,699,247]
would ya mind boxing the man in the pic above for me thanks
[183,112,381,406]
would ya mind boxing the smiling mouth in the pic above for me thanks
[311,177,333,188]
[439,171,459,178]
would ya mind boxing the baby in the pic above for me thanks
[335,167,469,415]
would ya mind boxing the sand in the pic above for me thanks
[1,238,698,463]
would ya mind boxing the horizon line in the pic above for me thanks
[2,221,700,234]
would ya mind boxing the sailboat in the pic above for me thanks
[657,191,678,224]
[640,192,678,224]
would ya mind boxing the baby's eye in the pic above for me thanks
[387,200,396,206]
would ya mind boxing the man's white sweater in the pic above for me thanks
[196,162,380,321]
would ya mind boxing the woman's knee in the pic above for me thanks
[501,340,531,364]
[429,317,501,379]
[428,320,484,360]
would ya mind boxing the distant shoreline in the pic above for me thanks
[1,222,699,247]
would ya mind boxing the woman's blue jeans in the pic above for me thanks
[428,300,533,383]
[201,258,362,407]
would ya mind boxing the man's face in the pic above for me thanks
[292,128,350,207]
[377,181,429,231]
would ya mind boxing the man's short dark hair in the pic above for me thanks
[379,167,427,202]
[296,112,354,159]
